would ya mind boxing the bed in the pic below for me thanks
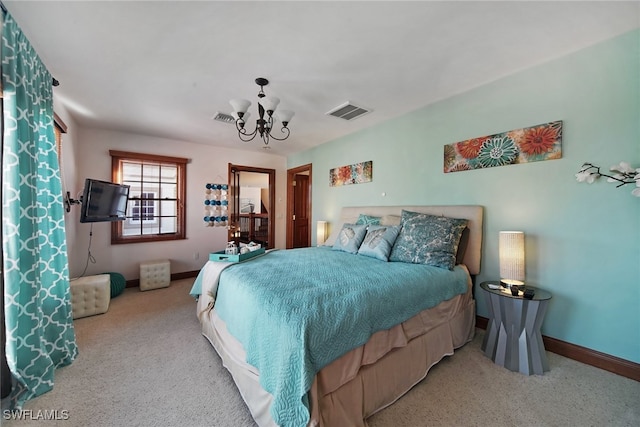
[190,205,483,427]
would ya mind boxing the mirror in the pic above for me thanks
[228,164,275,249]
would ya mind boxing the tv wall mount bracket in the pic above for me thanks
[64,192,82,213]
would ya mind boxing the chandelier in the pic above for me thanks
[230,78,294,147]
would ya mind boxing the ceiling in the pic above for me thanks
[4,1,639,156]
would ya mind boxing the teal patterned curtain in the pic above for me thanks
[2,11,77,409]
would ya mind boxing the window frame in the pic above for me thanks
[53,112,67,165]
[110,150,188,244]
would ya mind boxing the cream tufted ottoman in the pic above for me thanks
[139,259,171,291]
[70,274,111,319]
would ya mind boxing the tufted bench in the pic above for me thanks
[70,274,111,319]
[139,259,171,291]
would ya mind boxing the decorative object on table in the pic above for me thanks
[330,160,373,187]
[225,241,239,256]
[246,241,262,250]
[228,77,294,148]
[444,120,562,173]
[499,231,525,291]
[575,161,640,197]
[204,182,229,227]
[316,221,329,246]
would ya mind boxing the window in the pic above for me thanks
[53,112,67,165]
[131,192,156,222]
[110,150,188,244]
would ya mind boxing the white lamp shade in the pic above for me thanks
[499,231,525,286]
[230,99,251,114]
[259,96,280,112]
[277,109,295,124]
[317,221,328,246]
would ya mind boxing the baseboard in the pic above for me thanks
[476,315,639,382]
[116,282,640,382]
[171,270,201,281]
[125,269,200,288]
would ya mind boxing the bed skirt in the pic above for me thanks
[197,280,476,427]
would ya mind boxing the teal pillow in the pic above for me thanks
[355,214,381,226]
[332,223,367,254]
[389,210,468,270]
[357,225,401,261]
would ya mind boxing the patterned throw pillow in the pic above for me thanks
[332,223,368,254]
[357,225,401,261]
[389,210,468,270]
[355,214,381,226]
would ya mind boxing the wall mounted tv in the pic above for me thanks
[79,178,130,223]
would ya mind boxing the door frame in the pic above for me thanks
[228,164,276,249]
[286,163,312,249]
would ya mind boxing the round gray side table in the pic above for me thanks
[480,281,552,375]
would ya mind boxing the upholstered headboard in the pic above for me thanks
[331,205,484,275]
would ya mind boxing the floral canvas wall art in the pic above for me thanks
[444,121,562,173]
[330,160,373,187]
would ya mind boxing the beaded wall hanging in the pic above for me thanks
[204,183,229,227]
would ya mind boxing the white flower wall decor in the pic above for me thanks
[575,162,640,197]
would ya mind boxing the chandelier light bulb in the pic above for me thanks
[259,96,280,114]
[277,110,294,127]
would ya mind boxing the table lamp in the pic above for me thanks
[317,221,329,246]
[499,231,525,289]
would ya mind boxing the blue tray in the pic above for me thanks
[209,247,265,262]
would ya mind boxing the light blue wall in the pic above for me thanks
[288,30,640,363]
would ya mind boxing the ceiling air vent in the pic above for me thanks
[212,112,235,124]
[326,101,371,121]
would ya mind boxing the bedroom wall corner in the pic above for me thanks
[287,29,640,364]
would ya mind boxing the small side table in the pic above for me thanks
[480,281,552,375]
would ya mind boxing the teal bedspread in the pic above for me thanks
[213,247,470,427]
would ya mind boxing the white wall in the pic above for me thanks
[53,98,82,275]
[64,127,287,280]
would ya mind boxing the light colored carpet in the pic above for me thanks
[3,278,638,426]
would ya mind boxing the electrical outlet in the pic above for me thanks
[193,252,199,260]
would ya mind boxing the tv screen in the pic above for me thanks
[79,178,130,223]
